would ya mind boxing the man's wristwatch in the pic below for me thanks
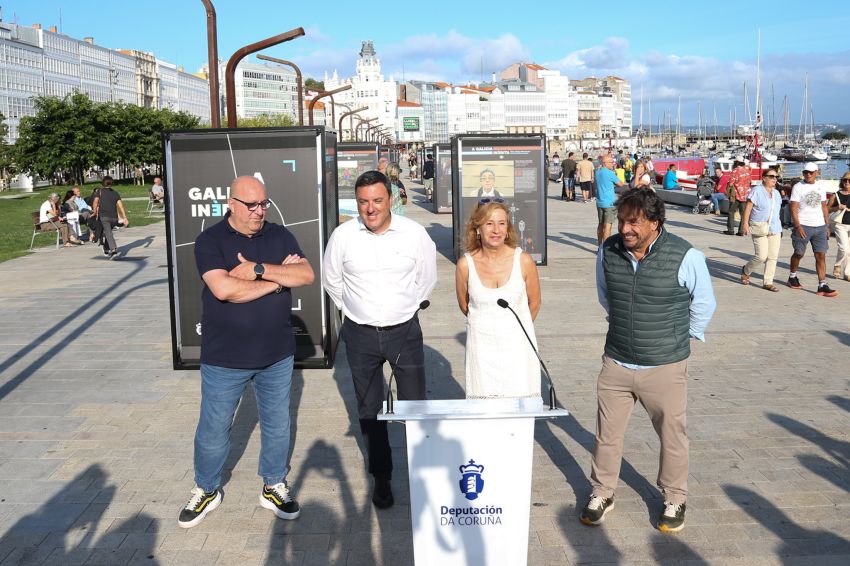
[253,263,265,280]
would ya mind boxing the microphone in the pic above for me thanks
[497,298,558,410]
[385,300,430,415]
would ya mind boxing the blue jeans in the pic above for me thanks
[710,192,727,212]
[195,356,294,491]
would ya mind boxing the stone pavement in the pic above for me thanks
[0,180,849,565]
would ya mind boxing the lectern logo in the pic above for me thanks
[459,459,484,500]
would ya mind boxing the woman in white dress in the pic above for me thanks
[455,200,542,399]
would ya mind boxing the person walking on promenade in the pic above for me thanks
[827,172,850,282]
[580,188,716,533]
[322,170,437,509]
[741,167,783,292]
[178,176,315,529]
[561,152,577,200]
[576,153,595,204]
[595,155,626,245]
[787,163,838,296]
[422,153,435,202]
[724,160,751,235]
[92,176,128,259]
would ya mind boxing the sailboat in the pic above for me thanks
[779,75,828,162]
[715,31,779,178]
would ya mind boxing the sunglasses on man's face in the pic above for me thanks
[763,174,778,179]
[479,197,505,204]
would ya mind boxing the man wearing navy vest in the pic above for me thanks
[580,188,716,533]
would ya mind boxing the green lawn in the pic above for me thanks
[0,179,165,263]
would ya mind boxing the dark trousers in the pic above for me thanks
[101,217,118,252]
[727,198,747,234]
[341,317,426,476]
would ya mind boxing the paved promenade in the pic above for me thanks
[1,180,849,565]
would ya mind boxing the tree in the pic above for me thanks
[14,93,108,182]
[304,78,324,91]
[236,113,296,128]
[0,112,13,181]
[822,130,848,140]
[13,92,202,182]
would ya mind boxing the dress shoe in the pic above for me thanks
[371,475,394,509]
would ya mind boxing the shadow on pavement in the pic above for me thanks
[0,260,165,402]
[723,485,850,561]
[550,232,597,255]
[424,222,455,263]
[0,464,159,564]
[766,411,850,494]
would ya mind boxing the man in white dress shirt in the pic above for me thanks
[323,170,437,509]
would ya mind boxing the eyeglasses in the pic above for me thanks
[763,174,778,179]
[842,179,850,184]
[479,197,505,204]
[802,170,817,175]
[231,197,271,211]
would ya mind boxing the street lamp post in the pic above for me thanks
[356,117,376,141]
[199,0,221,128]
[339,106,368,141]
[224,27,305,128]
[308,85,351,126]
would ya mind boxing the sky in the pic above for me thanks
[7,0,850,127]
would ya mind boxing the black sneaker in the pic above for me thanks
[372,474,394,509]
[816,284,838,297]
[787,276,802,289]
[259,482,301,520]
[579,494,615,526]
[178,486,221,528]
[658,501,686,532]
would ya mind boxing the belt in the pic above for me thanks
[352,319,411,332]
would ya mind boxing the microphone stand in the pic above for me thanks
[385,300,430,415]
[497,298,559,410]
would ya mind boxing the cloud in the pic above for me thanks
[544,38,850,123]
[381,31,531,83]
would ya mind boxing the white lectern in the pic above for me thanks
[379,398,569,566]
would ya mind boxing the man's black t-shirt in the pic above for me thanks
[194,214,305,368]
[422,160,435,180]
[97,188,122,220]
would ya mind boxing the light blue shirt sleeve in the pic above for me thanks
[678,248,716,341]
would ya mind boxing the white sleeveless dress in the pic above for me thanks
[464,247,541,399]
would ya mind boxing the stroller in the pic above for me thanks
[693,177,715,214]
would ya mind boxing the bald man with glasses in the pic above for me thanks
[179,176,316,528]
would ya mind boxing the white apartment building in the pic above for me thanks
[217,59,298,121]
[396,100,424,144]
[325,41,397,141]
[0,22,210,144]
[499,81,546,134]
[176,71,211,123]
[539,70,576,141]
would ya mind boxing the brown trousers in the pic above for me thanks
[40,221,70,244]
[590,355,689,505]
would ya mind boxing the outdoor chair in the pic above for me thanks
[30,211,61,250]
[146,190,165,217]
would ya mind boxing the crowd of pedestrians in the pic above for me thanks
[550,150,846,296]
[38,176,130,258]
